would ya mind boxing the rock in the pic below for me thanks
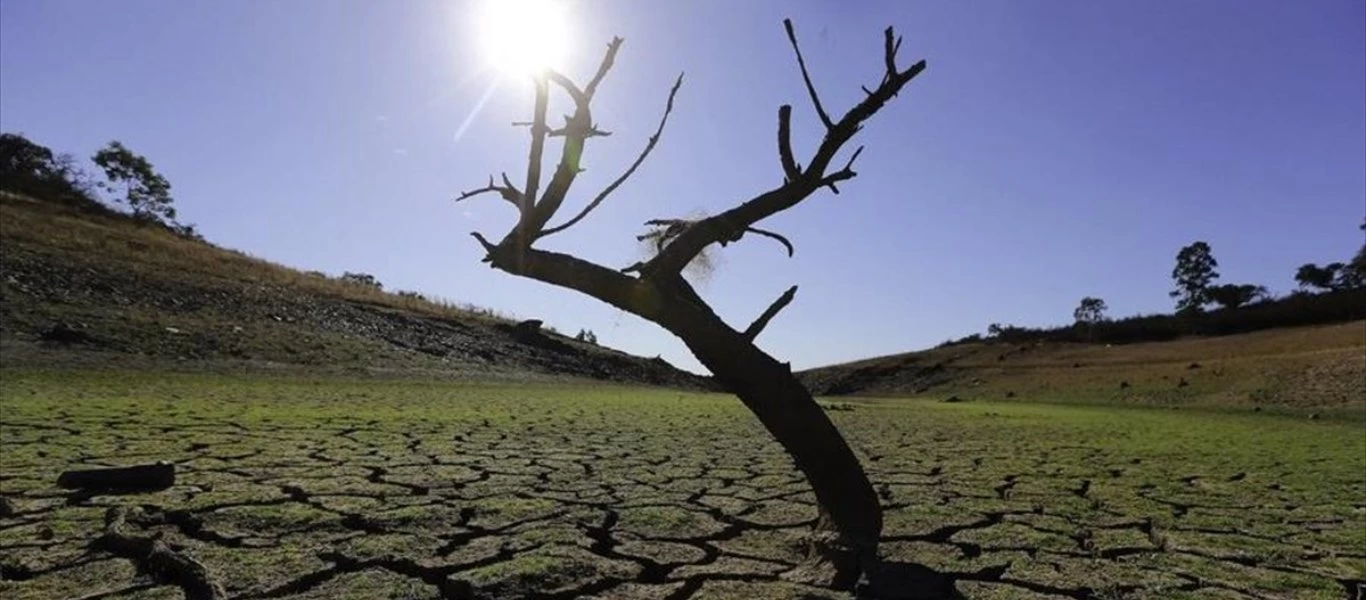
[165,326,182,334]
[38,323,96,345]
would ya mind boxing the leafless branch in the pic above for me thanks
[585,37,625,100]
[518,77,552,222]
[744,285,798,341]
[470,231,496,255]
[742,226,795,257]
[818,145,864,195]
[777,105,801,182]
[540,73,685,239]
[546,72,589,108]
[455,174,523,209]
[784,19,834,130]
[884,28,901,81]
[525,40,634,235]
[639,21,925,279]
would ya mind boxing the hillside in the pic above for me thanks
[0,191,706,387]
[798,320,1366,411]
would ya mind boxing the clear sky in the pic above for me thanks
[2,1,1363,374]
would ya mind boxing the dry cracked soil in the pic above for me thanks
[1,372,1363,599]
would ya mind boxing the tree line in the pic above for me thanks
[969,228,1365,347]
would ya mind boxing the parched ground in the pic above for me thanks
[1,371,1363,599]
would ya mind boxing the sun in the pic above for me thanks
[475,0,573,77]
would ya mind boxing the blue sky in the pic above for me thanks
[2,1,1363,373]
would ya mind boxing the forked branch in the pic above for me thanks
[818,145,864,195]
[540,73,685,239]
[637,21,926,280]
[526,38,637,235]
[784,19,834,130]
[456,173,524,210]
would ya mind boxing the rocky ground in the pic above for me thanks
[0,192,706,389]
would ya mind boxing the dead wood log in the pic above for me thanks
[94,506,226,600]
[57,462,175,491]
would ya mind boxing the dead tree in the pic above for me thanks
[455,19,925,588]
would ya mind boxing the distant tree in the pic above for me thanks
[1170,241,1219,313]
[1072,296,1107,341]
[1073,297,1107,325]
[986,323,1004,338]
[1338,220,1366,290]
[1342,252,1366,291]
[340,272,382,290]
[1295,263,1343,292]
[1206,284,1268,310]
[92,141,176,224]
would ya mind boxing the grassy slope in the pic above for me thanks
[1,370,1362,598]
[798,321,1366,413]
[0,192,704,387]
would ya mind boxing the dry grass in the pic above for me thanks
[803,321,1366,412]
[0,192,513,325]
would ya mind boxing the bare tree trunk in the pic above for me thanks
[643,277,882,580]
[677,325,882,586]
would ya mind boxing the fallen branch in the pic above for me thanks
[94,507,226,600]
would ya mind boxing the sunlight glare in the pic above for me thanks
[475,0,573,77]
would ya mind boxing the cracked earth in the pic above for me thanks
[1,374,1363,599]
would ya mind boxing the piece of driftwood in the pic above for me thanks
[57,462,175,491]
[94,507,226,600]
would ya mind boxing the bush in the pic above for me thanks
[340,272,382,290]
[0,133,105,211]
[574,329,599,344]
